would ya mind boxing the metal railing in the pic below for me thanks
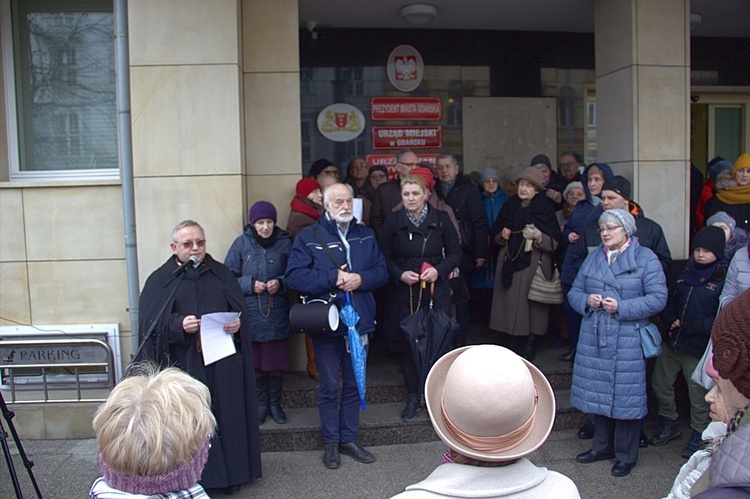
[0,339,115,404]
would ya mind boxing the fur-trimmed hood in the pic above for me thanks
[726,227,750,259]
[715,168,739,191]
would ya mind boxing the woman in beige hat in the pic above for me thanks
[489,167,562,361]
[392,344,580,498]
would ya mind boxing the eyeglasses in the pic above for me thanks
[322,168,339,176]
[559,161,578,168]
[398,162,420,168]
[597,226,622,234]
[175,239,206,249]
[352,163,367,169]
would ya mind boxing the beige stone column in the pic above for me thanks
[595,0,691,258]
[242,0,301,220]
[242,0,305,370]
[129,0,247,285]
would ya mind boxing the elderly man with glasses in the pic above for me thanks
[136,220,262,495]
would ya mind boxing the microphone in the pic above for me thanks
[172,255,200,277]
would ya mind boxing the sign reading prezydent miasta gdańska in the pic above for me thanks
[370,97,442,121]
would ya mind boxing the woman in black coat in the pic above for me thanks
[379,174,462,420]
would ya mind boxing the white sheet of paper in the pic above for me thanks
[353,198,363,222]
[199,312,239,366]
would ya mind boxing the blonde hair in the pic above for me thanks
[93,365,216,477]
[400,173,427,192]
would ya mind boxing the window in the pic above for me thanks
[299,65,489,173]
[3,0,118,180]
[342,67,364,95]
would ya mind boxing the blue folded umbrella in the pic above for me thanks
[340,292,367,410]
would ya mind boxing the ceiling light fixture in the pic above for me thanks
[690,13,702,31]
[400,4,438,26]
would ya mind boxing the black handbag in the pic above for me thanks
[289,294,340,336]
[449,275,470,304]
[288,226,342,336]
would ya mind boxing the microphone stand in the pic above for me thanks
[122,272,187,381]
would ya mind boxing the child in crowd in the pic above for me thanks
[706,211,748,260]
[649,226,728,458]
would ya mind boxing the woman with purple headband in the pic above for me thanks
[89,366,216,498]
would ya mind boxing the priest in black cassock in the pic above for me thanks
[137,220,261,496]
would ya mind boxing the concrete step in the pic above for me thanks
[260,389,585,452]
[281,339,575,409]
[264,335,581,452]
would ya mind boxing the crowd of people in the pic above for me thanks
[89,149,750,497]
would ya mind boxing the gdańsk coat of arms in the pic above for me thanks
[317,103,366,142]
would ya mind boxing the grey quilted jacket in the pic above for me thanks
[695,424,750,498]
[720,247,750,309]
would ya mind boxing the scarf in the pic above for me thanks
[97,437,210,495]
[493,194,562,289]
[290,195,321,221]
[251,225,280,248]
[682,256,722,286]
[89,478,208,499]
[728,404,750,436]
[715,183,750,205]
[604,238,632,265]
[405,204,429,228]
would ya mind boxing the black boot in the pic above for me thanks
[401,393,420,420]
[522,336,536,362]
[268,375,287,424]
[257,375,269,425]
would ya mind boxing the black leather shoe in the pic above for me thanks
[339,440,375,464]
[323,442,340,469]
[576,449,616,464]
[639,429,649,448]
[223,484,242,495]
[559,348,576,362]
[612,460,636,477]
[578,421,595,440]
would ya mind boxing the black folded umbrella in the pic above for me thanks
[400,282,461,393]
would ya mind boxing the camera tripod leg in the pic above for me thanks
[0,394,43,498]
[0,419,24,498]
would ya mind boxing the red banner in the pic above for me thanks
[370,97,442,121]
[371,126,442,149]
[366,154,439,180]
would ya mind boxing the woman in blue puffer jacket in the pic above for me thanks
[569,209,667,477]
[225,201,293,426]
